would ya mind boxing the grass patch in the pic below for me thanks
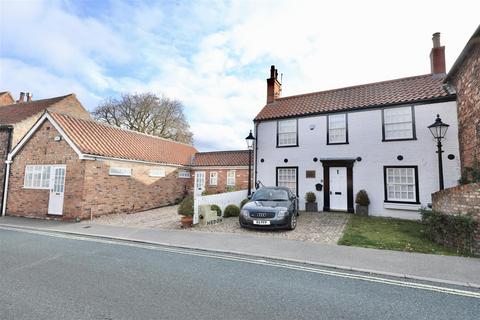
[338,215,472,256]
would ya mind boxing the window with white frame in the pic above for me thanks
[276,167,297,195]
[24,165,51,189]
[178,170,190,178]
[109,167,132,176]
[328,113,348,144]
[227,170,236,186]
[209,171,218,186]
[383,106,415,140]
[384,166,418,203]
[277,119,297,146]
[149,168,166,177]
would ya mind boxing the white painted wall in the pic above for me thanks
[255,101,460,220]
[194,189,248,222]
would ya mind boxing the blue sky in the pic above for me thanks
[1,0,479,151]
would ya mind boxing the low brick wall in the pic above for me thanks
[432,183,480,253]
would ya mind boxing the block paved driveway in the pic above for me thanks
[89,205,349,244]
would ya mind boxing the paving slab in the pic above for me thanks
[1,216,479,287]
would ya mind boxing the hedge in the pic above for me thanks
[224,204,240,217]
[420,209,478,255]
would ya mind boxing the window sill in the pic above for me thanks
[276,144,299,148]
[382,138,417,142]
[327,142,349,145]
[383,202,421,211]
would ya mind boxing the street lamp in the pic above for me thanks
[428,114,450,190]
[245,130,256,196]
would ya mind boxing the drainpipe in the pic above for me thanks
[1,125,13,216]
[2,160,12,216]
[254,121,258,188]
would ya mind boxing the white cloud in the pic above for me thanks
[1,0,479,151]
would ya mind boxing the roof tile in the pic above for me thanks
[192,150,251,167]
[255,74,452,121]
[0,95,72,124]
[49,112,197,166]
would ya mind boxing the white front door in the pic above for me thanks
[48,165,66,215]
[329,167,347,211]
[194,171,206,194]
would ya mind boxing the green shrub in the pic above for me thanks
[211,204,222,217]
[355,190,370,206]
[226,186,237,192]
[224,204,240,217]
[177,196,194,216]
[202,190,217,196]
[305,192,316,203]
[240,198,249,208]
[420,209,478,254]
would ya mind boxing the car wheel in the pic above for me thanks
[288,213,297,230]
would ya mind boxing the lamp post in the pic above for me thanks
[245,130,256,196]
[428,114,450,190]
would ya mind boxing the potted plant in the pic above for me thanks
[305,192,318,212]
[178,195,194,227]
[355,190,370,216]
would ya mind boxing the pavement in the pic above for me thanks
[3,228,479,320]
[1,216,479,288]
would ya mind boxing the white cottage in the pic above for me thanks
[254,34,460,219]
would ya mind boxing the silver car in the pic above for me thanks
[239,187,299,230]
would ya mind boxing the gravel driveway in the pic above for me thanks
[90,205,350,244]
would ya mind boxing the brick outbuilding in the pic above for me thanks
[3,112,197,220]
[0,93,91,213]
[191,150,252,194]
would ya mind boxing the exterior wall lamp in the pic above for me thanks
[245,130,256,196]
[428,114,450,190]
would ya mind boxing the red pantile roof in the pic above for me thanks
[49,112,197,166]
[255,74,453,121]
[192,150,251,167]
[0,94,72,124]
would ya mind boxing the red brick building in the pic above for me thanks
[191,150,252,194]
[3,111,197,220]
[0,91,15,106]
[0,93,91,213]
[444,25,480,170]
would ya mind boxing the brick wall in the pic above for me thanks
[450,45,480,169]
[192,168,250,194]
[81,160,190,218]
[10,94,91,147]
[0,93,14,106]
[432,183,480,253]
[7,120,85,220]
[6,119,190,220]
[48,94,91,120]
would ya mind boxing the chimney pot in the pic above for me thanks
[26,92,32,102]
[432,32,441,48]
[17,92,25,103]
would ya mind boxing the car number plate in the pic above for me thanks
[253,220,271,225]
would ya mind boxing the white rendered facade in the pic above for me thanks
[254,100,460,220]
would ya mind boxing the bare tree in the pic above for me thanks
[92,93,193,144]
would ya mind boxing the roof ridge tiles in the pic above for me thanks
[274,74,437,102]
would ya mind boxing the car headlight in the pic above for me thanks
[277,210,287,218]
[240,209,249,217]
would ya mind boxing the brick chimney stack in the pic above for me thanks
[17,92,25,103]
[266,65,282,103]
[26,92,32,102]
[430,32,446,75]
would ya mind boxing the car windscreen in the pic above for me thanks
[251,189,289,201]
